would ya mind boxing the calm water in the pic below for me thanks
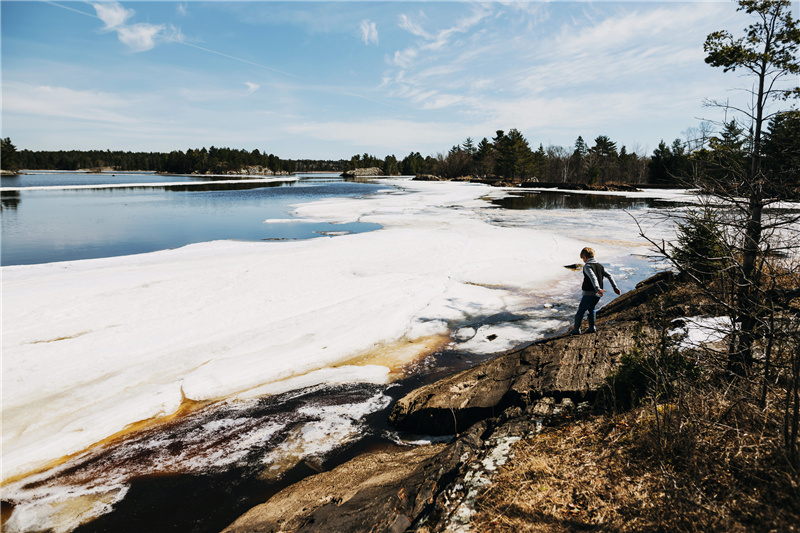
[1,170,210,188]
[1,173,387,266]
[491,190,685,210]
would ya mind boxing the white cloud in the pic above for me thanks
[92,1,179,53]
[398,14,431,40]
[392,48,418,68]
[92,2,132,30]
[360,19,379,45]
[381,1,739,125]
[115,23,166,52]
[177,3,188,17]
[244,82,260,95]
[389,6,491,85]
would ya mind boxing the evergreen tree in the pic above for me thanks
[382,155,399,176]
[493,129,534,182]
[761,109,800,197]
[644,0,800,384]
[573,136,588,158]
[1,138,19,172]
[474,137,494,178]
[648,139,691,185]
[462,137,476,156]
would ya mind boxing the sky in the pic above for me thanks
[0,0,772,160]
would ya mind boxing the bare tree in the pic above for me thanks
[702,0,799,372]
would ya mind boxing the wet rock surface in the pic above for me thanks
[220,274,674,532]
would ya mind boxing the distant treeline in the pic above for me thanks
[1,134,664,184]
[9,145,350,175]
[5,114,796,189]
[352,131,659,185]
[356,117,798,189]
[362,131,655,185]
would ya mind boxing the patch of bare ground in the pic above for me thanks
[472,386,800,533]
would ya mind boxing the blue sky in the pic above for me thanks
[0,1,764,159]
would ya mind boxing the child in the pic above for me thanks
[571,247,621,335]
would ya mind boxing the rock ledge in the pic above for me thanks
[221,274,677,533]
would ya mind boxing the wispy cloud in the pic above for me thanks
[177,3,188,17]
[4,82,138,124]
[382,2,737,128]
[398,14,431,40]
[287,118,462,153]
[393,6,490,68]
[81,1,298,78]
[244,82,260,95]
[360,19,378,45]
[178,81,262,102]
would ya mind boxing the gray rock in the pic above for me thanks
[341,167,384,178]
[222,424,487,533]
[388,322,651,436]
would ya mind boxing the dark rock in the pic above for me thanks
[222,423,488,533]
[596,270,676,321]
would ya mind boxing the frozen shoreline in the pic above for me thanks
[1,179,690,485]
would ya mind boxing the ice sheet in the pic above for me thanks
[2,179,688,482]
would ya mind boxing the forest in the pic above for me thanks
[3,111,797,190]
[0,143,348,175]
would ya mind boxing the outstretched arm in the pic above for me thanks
[604,270,621,295]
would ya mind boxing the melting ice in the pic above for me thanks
[1,179,691,531]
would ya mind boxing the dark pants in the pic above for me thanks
[573,294,600,333]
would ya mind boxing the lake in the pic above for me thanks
[1,172,387,266]
[2,176,690,533]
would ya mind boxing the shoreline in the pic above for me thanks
[1,180,690,532]
[220,274,671,532]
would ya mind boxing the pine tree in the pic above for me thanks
[1,138,19,173]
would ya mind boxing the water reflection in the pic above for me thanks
[492,191,683,210]
[1,191,20,210]
[1,175,389,266]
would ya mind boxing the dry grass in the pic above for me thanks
[472,386,800,533]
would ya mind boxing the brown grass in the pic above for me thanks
[472,386,800,533]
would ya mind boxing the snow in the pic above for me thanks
[1,178,690,483]
[671,316,733,351]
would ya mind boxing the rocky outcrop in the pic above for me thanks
[223,166,290,176]
[388,323,651,436]
[341,167,384,178]
[222,431,489,533]
[223,444,446,533]
[220,273,679,532]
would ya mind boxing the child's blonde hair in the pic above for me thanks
[580,247,595,259]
